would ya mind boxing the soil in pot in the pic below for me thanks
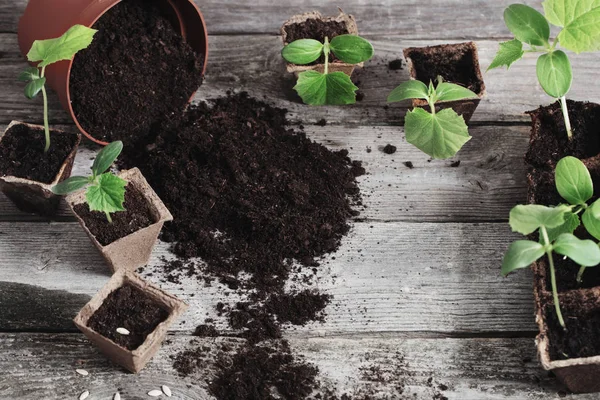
[73,184,156,246]
[0,124,78,183]
[526,100,600,169]
[69,0,204,144]
[405,43,483,94]
[87,283,169,351]
[544,257,600,292]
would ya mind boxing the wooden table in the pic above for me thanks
[2,1,600,399]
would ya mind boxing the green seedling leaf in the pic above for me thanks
[558,7,600,53]
[504,4,551,46]
[387,80,429,102]
[282,39,324,65]
[555,156,593,204]
[27,25,97,68]
[435,82,479,102]
[329,35,374,64]
[404,108,471,160]
[18,67,40,82]
[553,233,600,266]
[51,176,90,195]
[86,173,127,214]
[546,211,581,242]
[488,39,525,70]
[501,240,546,276]
[92,141,123,177]
[543,0,600,27]
[24,77,46,99]
[294,70,358,105]
[509,204,569,235]
[536,50,572,98]
[582,200,600,240]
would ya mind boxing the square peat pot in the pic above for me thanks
[281,11,361,77]
[74,271,188,373]
[0,121,81,216]
[403,42,486,124]
[66,168,173,273]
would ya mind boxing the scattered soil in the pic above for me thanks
[450,160,461,168]
[546,257,600,292]
[73,184,156,246]
[87,284,169,351]
[266,290,331,325]
[403,161,414,169]
[315,118,328,126]
[405,42,483,94]
[525,100,600,170]
[0,124,78,183]
[388,59,403,70]
[284,18,349,43]
[70,0,204,143]
[383,144,397,154]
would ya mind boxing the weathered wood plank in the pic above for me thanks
[0,333,590,399]
[0,123,529,222]
[0,34,597,125]
[2,0,542,37]
[0,221,534,334]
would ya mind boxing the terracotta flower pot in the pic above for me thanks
[0,121,80,216]
[66,168,173,273]
[403,42,486,124]
[17,0,208,146]
[281,11,361,77]
[74,270,188,373]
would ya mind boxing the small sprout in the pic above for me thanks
[19,25,97,153]
[488,1,600,139]
[502,156,600,330]
[386,77,479,159]
[52,141,126,223]
[116,327,130,335]
[281,34,374,105]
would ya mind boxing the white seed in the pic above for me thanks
[114,393,121,400]
[79,391,90,400]
[116,327,130,335]
[75,369,89,376]
[148,390,162,397]
[162,385,172,397]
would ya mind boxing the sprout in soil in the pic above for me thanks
[281,34,374,105]
[386,77,478,159]
[502,156,600,330]
[488,1,600,139]
[18,25,97,153]
[52,141,126,223]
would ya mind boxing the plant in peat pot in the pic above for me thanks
[74,270,188,373]
[386,77,479,159]
[489,1,600,138]
[281,34,374,105]
[52,142,173,273]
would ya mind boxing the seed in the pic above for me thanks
[116,327,130,335]
[79,391,90,400]
[114,393,121,400]
[162,385,172,397]
[148,389,162,397]
[75,369,89,376]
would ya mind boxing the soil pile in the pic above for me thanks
[70,0,204,143]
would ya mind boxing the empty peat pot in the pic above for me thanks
[403,42,486,124]
[281,11,360,77]
[74,270,188,373]
[0,121,80,216]
[17,0,208,145]
[66,168,173,273]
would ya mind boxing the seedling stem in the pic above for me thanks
[541,225,566,330]
[40,66,50,153]
[560,96,573,139]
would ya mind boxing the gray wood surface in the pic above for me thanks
[1,0,594,398]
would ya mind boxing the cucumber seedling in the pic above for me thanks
[281,34,374,105]
[52,141,127,223]
[502,156,600,330]
[386,77,479,159]
[18,24,97,152]
[488,1,600,138]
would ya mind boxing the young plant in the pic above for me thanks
[489,1,600,139]
[281,35,374,105]
[18,25,97,153]
[52,141,127,223]
[386,77,479,159]
[502,156,600,330]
